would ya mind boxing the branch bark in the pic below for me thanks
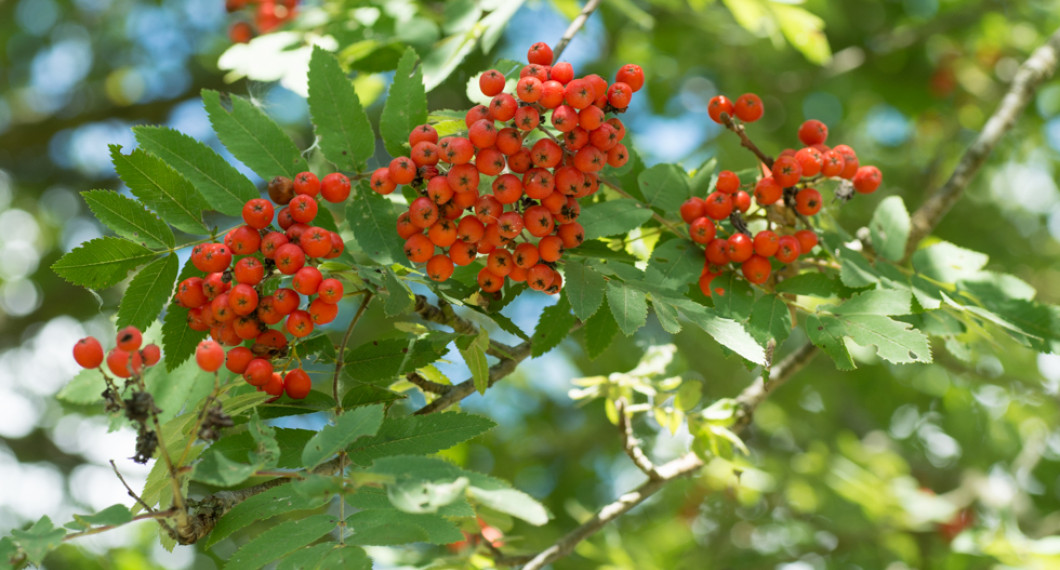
[551,0,603,62]
[904,26,1060,261]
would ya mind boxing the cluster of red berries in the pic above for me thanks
[172,173,351,399]
[687,99,883,295]
[375,42,641,294]
[73,325,160,378]
[225,0,297,44]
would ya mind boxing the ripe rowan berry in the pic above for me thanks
[753,230,780,257]
[513,242,540,268]
[225,346,253,374]
[242,198,275,229]
[292,266,323,296]
[141,344,161,367]
[795,147,823,177]
[794,229,818,253]
[73,337,104,369]
[233,256,265,285]
[772,155,802,188]
[524,205,556,237]
[821,149,845,177]
[539,80,566,108]
[317,278,343,304]
[775,235,801,263]
[426,254,455,281]
[244,358,273,386]
[447,163,480,193]
[428,219,458,248]
[229,283,260,316]
[285,368,311,399]
[833,144,859,179]
[176,277,209,308]
[608,82,632,109]
[300,226,332,258]
[288,194,318,224]
[477,267,504,292]
[211,294,237,323]
[286,310,313,338]
[733,190,751,213]
[489,93,518,122]
[309,298,338,325]
[680,197,707,224]
[497,211,525,239]
[703,191,734,220]
[526,264,555,291]
[527,41,553,65]
[708,95,734,123]
[273,243,307,274]
[853,165,882,193]
[615,64,644,92]
[795,188,822,216]
[689,217,717,244]
[734,93,763,122]
[370,168,396,195]
[716,170,740,194]
[726,233,754,263]
[479,69,505,97]
[741,255,771,284]
[798,119,828,146]
[465,105,491,128]
[320,172,351,202]
[449,240,478,266]
[538,235,564,262]
[487,249,514,277]
[116,326,142,352]
[107,348,141,378]
[194,339,224,372]
[294,171,320,197]
[705,238,730,266]
[194,243,233,273]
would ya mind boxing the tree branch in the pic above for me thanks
[552,0,603,62]
[616,398,660,479]
[514,340,818,569]
[904,26,1060,261]
[721,113,774,169]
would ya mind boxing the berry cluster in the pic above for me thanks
[225,0,298,44]
[73,325,161,377]
[174,173,352,399]
[376,42,641,294]
[687,97,882,295]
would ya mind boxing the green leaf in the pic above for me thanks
[383,268,414,317]
[689,157,718,198]
[775,272,850,298]
[81,189,174,249]
[584,299,620,358]
[577,199,654,240]
[344,337,447,384]
[257,391,336,420]
[913,241,989,284]
[388,477,469,514]
[607,282,648,336]
[10,516,65,566]
[342,384,406,410]
[665,297,766,365]
[132,126,259,217]
[226,514,337,570]
[563,260,606,320]
[202,89,308,179]
[457,328,490,394]
[301,404,384,468]
[808,313,932,368]
[770,3,832,65]
[143,352,211,425]
[109,145,208,234]
[381,47,428,157]
[827,289,912,316]
[346,509,461,545]
[646,238,702,293]
[422,31,479,92]
[116,254,178,332]
[960,296,1060,353]
[57,368,103,405]
[838,246,880,288]
[348,412,496,465]
[748,294,793,346]
[208,428,315,471]
[52,237,157,290]
[308,47,375,169]
[869,196,911,262]
[805,314,856,370]
[531,297,577,357]
[161,303,207,371]
[468,486,549,526]
[710,272,756,321]
[638,163,690,215]
[653,298,683,334]
[70,504,133,529]
[207,483,330,549]
[346,188,406,265]
[192,448,262,487]
[317,546,372,569]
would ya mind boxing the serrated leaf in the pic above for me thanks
[109,145,208,234]
[345,337,447,384]
[192,448,262,487]
[646,238,702,293]
[576,199,654,240]
[207,483,330,549]
[161,303,207,371]
[748,294,792,346]
[381,47,428,157]
[808,313,932,368]
[133,126,259,216]
[144,352,211,425]
[383,267,414,317]
[531,297,576,357]
[82,189,174,249]
[710,272,756,321]
[308,47,375,169]
[257,391,336,420]
[805,314,856,370]
[827,289,912,316]
[346,509,461,545]
[869,196,910,262]
[52,237,157,290]
[584,299,619,358]
[342,384,406,410]
[71,504,133,529]
[607,282,648,336]
[838,246,880,288]
[665,297,766,365]
[468,486,549,526]
[57,368,103,405]
[913,241,989,284]
[301,404,385,468]
[202,89,307,179]
[770,3,832,65]
[388,476,469,514]
[346,187,406,265]
[563,260,605,320]
[116,254,178,332]
[964,296,1060,353]
[208,428,315,472]
[689,157,718,198]
[457,328,490,394]
[638,163,690,215]
[653,298,683,334]
[275,544,336,570]
[422,31,479,92]
[317,546,371,569]
[775,272,850,297]
[348,412,495,465]
[226,513,337,570]
[11,516,65,566]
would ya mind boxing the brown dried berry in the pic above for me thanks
[268,175,295,205]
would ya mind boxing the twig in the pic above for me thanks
[406,372,451,395]
[414,338,534,415]
[334,292,374,414]
[63,509,178,542]
[616,398,659,479]
[904,26,1060,260]
[516,340,816,569]
[110,460,178,538]
[721,113,774,169]
[412,295,517,359]
[552,0,603,62]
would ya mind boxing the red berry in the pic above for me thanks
[733,190,751,213]
[195,340,225,372]
[772,155,802,188]
[479,69,505,97]
[409,124,438,147]
[705,238,729,266]
[703,191,734,220]
[689,217,717,244]
[107,348,142,378]
[716,170,740,194]
[294,171,320,196]
[284,368,312,399]
[426,254,455,282]
[726,233,754,263]
[73,337,104,369]
[242,198,275,229]
[734,93,763,122]
[741,255,771,284]
[615,64,644,92]
[795,188,822,216]
[853,166,882,193]
[141,344,161,367]
[833,144,859,179]
[708,95,734,123]
[273,243,307,275]
[226,346,254,374]
[607,82,632,109]
[753,177,783,206]
[795,147,823,177]
[794,229,818,253]
[309,298,338,325]
[288,194,318,224]
[798,120,829,146]
[317,278,343,304]
[116,326,142,352]
[292,266,323,296]
[775,235,801,263]
[320,172,351,202]
[680,197,706,224]
[753,230,780,257]
[286,310,313,338]
[244,358,273,387]
[527,42,553,65]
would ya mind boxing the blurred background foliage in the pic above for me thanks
[3,0,1060,568]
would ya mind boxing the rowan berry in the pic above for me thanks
[115,326,142,352]
[615,64,644,92]
[550,62,574,84]
[496,128,524,154]
[465,105,491,128]
[734,93,763,122]
[794,229,818,253]
[552,105,579,132]
[447,163,480,193]
[244,358,273,387]
[300,226,332,258]
[733,190,751,213]
[490,93,518,122]
[527,41,553,65]
[409,124,438,147]
[273,288,300,315]
[388,157,417,185]
[741,255,771,284]
[427,219,459,248]
[477,268,504,292]
[716,170,740,194]
[703,191,734,220]
[525,205,556,237]
[294,171,320,197]
[689,217,717,244]
[292,266,323,296]
[176,277,209,308]
[527,264,555,291]
[775,235,801,263]
[753,230,780,257]
[795,188,822,216]
[607,82,632,109]
[317,278,343,304]
[309,298,338,325]
[705,238,730,265]
[726,233,754,263]
[680,197,707,223]
[288,194,318,224]
[538,235,564,262]
[497,211,525,239]
[228,283,259,316]
[141,344,161,367]
[572,145,605,173]
[242,198,275,229]
[579,105,606,131]
[370,168,396,195]
[276,206,295,230]
[426,254,455,281]
[284,368,311,399]
[708,95,734,123]
[795,147,823,177]
[107,348,141,378]
[320,172,351,202]
[821,149,845,177]
[408,197,439,229]
[798,119,828,146]
[772,155,802,187]
[564,79,595,110]
[833,144,859,179]
[286,310,313,338]
[233,256,265,285]
[268,175,295,205]
[607,144,629,168]
[226,346,254,374]
[531,138,563,168]
[539,80,566,108]
[194,243,233,273]
[233,315,262,340]
[523,169,555,200]
[273,243,307,274]
[513,242,540,268]
[449,240,478,266]
[211,294,237,323]
[853,165,882,193]
[73,337,104,369]
[479,69,505,97]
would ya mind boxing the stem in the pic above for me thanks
[63,509,178,542]
[175,372,222,468]
[904,26,1060,260]
[333,292,373,414]
[599,178,684,236]
[552,0,603,62]
[721,113,774,169]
